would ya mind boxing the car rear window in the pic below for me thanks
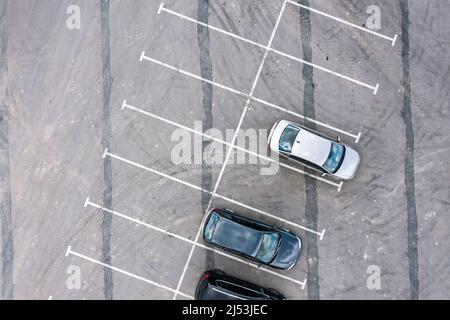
[204,212,220,241]
[279,125,300,153]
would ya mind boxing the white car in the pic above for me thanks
[268,120,360,180]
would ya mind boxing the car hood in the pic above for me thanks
[270,233,302,270]
[334,146,360,180]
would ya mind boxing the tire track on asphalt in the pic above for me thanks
[100,0,113,300]
[198,0,215,270]
[400,0,419,300]
[299,0,320,300]
[0,0,13,300]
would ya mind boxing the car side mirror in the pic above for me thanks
[336,136,341,142]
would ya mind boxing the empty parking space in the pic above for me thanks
[97,172,207,240]
[66,245,192,299]
[215,164,309,226]
[161,0,284,46]
[142,13,267,94]
[253,52,367,143]
[120,92,245,147]
[114,98,244,180]
[107,230,193,291]
[270,6,381,94]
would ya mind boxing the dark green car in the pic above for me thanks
[203,208,302,270]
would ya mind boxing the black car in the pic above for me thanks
[195,269,285,300]
[203,208,302,270]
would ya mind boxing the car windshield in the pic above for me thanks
[204,213,220,241]
[322,142,345,173]
[279,125,300,153]
[255,233,280,263]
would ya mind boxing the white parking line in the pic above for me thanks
[157,2,380,93]
[139,52,361,143]
[102,148,326,238]
[158,3,264,49]
[286,0,398,46]
[122,100,343,190]
[65,246,194,299]
[83,198,308,289]
[140,52,246,97]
